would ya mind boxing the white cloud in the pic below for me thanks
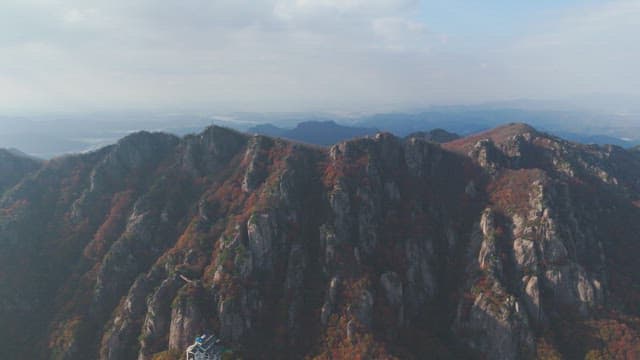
[0,0,638,113]
[1,0,447,112]
[274,0,417,17]
[63,8,97,24]
[505,0,640,98]
[372,17,433,51]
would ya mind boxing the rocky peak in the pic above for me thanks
[404,128,460,143]
[89,131,179,192]
[198,126,248,156]
[241,135,273,192]
[181,125,248,175]
[445,122,537,152]
[110,131,179,166]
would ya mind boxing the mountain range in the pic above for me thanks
[247,121,379,146]
[3,106,639,159]
[247,121,460,146]
[1,123,640,359]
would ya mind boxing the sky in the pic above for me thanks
[0,0,639,114]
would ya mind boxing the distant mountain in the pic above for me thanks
[404,129,460,143]
[553,132,640,148]
[356,109,640,145]
[2,107,638,158]
[248,120,378,146]
[356,111,493,136]
[246,123,287,137]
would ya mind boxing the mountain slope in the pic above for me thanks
[1,124,640,359]
[0,148,41,195]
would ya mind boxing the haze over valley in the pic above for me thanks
[3,100,640,158]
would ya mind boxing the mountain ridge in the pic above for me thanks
[0,148,41,194]
[1,123,640,359]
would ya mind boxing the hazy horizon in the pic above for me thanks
[2,0,639,114]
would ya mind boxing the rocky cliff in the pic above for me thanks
[1,123,640,359]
